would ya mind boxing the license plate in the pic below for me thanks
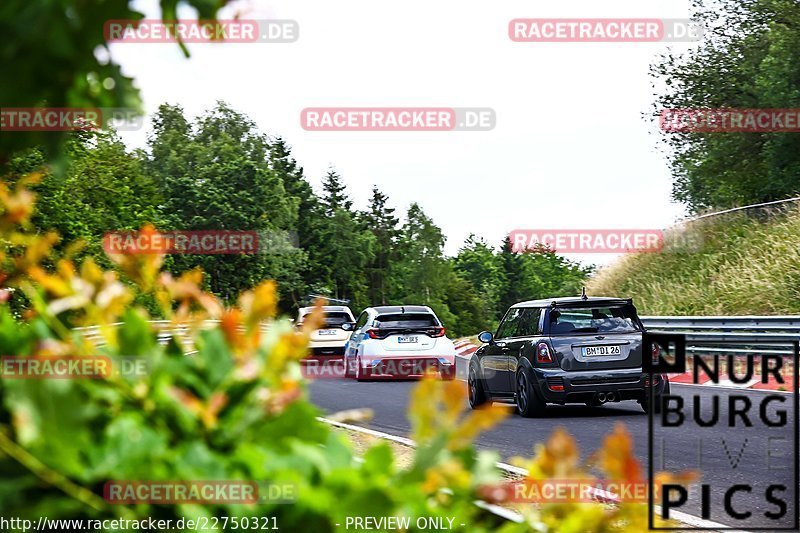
[397,336,419,344]
[318,329,337,336]
[583,345,621,356]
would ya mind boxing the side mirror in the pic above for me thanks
[478,331,494,344]
[341,322,355,331]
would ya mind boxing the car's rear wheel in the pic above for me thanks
[344,356,354,378]
[468,365,488,409]
[516,370,546,418]
[640,377,670,413]
[355,356,366,382]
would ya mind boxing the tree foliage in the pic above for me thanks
[651,0,800,211]
[6,102,591,336]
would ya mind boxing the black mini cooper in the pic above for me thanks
[468,296,670,417]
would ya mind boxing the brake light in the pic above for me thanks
[367,328,382,339]
[651,342,661,364]
[536,342,553,363]
[644,375,661,387]
[430,327,446,338]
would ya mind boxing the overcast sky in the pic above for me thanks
[114,0,700,265]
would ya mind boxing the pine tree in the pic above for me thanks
[321,169,352,216]
[364,186,399,304]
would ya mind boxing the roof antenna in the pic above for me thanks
[581,286,588,301]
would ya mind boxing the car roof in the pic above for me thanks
[370,305,433,315]
[511,296,632,308]
[298,305,352,314]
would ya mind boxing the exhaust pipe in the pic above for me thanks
[597,392,607,403]
[606,392,616,402]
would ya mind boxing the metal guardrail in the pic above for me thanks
[641,315,800,356]
[74,320,272,354]
[76,316,800,357]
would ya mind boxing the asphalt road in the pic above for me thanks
[308,373,798,530]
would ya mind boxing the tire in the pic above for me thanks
[344,356,354,378]
[639,391,661,414]
[640,377,670,413]
[516,369,546,418]
[355,356,366,382]
[468,365,488,409]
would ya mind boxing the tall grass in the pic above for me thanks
[587,206,800,315]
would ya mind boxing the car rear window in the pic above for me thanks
[323,312,352,327]
[549,305,640,334]
[375,313,438,328]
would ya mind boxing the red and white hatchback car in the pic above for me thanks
[342,305,457,380]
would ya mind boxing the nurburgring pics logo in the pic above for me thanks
[300,108,495,131]
[1,108,144,131]
[647,334,799,530]
[509,229,703,254]
[509,19,703,42]
[660,109,800,133]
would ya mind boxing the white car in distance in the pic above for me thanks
[297,305,356,356]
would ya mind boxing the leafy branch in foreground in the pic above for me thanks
[1,177,680,531]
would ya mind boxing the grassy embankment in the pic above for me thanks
[587,206,800,315]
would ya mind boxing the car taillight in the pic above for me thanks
[536,342,553,363]
[644,375,661,387]
[367,328,382,339]
[651,342,661,364]
[430,327,445,338]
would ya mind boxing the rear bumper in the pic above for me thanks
[531,367,669,404]
[359,356,455,379]
[308,339,349,355]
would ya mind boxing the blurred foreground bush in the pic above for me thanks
[0,177,676,531]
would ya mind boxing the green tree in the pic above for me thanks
[20,131,162,263]
[148,103,304,303]
[363,186,399,305]
[320,169,352,215]
[312,171,374,308]
[651,0,800,211]
[393,203,456,326]
[268,137,317,309]
[0,0,226,168]
[453,235,503,322]
[496,236,591,316]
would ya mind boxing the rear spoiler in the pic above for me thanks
[548,298,633,308]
